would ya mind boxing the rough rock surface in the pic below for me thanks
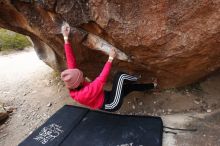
[0,0,219,88]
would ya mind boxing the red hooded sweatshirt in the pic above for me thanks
[64,42,112,109]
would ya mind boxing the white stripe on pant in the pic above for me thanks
[104,74,138,110]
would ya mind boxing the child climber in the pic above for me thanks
[61,23,157,112]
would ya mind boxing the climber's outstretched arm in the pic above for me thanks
[61,22,77,69]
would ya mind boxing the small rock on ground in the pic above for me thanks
[0,102,9,122]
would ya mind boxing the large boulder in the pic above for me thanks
[0,0,219,88]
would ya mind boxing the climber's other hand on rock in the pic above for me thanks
[61,22,70,38]
[108,48,116,62]
[110,48,116,58]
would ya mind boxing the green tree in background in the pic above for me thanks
[0,28,32,52]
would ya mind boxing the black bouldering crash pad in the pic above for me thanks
[19,105,163,146]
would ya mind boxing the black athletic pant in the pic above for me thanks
[102,72,154,112]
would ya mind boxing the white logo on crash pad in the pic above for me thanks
[33,123,64,144]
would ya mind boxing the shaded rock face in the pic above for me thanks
[0,0,219,88]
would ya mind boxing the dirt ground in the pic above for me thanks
[0,48,220,146]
